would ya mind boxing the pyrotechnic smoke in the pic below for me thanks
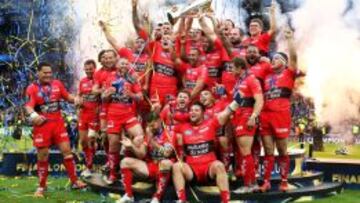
[290,0,360,130]
[212,0,246,28]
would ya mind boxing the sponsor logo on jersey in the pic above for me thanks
[184,130,192,136]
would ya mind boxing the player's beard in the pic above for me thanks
[246,56,259,66]
[231,39,241,46]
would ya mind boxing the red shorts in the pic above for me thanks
[190,162,212,183]
[147,161,160,180]
[107,113,140,134]
[33,119,69,148]
[259,110,291,139]
[78,112,100,131]
[150,87,177,105]
[99,103,109,120]
[232,110,257,137]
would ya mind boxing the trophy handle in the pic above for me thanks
[167,13,176,25]
[167,0,212,24]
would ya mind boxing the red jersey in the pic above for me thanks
[222,45,247,95]
[118,47,150,86]
[201,38,230,88]
[233,72,262,113]
[249,61,272,85]
[204,99,228,136]
[160,101,189,126]
[151,43,178,88]
[182,62,208,92]
[25,80,69,120]
[242,32,272,54]
[104,72,142,117]
[221,62,236,96]
[94,67,116,87]
[78,77,100,115]
[176,118,220,164]
[263,68,297,112]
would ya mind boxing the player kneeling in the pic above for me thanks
[117,112,175,203]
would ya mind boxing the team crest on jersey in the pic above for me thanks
[184,130,192,136]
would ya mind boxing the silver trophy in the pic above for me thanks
[167,0,212,24]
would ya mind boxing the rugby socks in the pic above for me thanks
[108,152,120,179]
[220,190,230,203]
[176,188,186,201]
[251,138,261,173]
[83,146,94,170]
[263,155,275,183]
[154,170,171,200]
[63,156,78,183]
[235,152,243,177]
[121,168,133,197]
[278,155,290,182]
[37,160,49,188]
[242,154,256,186]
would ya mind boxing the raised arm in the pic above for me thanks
[170,45,182,67]
[207,15,232,55]
[220,33,233,56]
[173,17,186,36]
[190,78,206,101]
[185,17,193,33]
[99,20,122,51]
[268,0,277,38]
[179,34,189,62]
[206,13,220,35]
[199,15,217,42]
[132,0,142,33]
[285,29,297,71]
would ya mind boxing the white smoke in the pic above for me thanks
[290,0,360,130]
[212,0,247,28]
